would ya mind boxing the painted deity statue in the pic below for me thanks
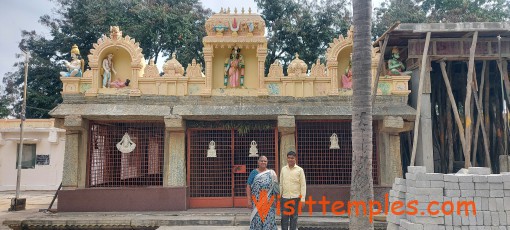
[224,46,245,87]
[341,54,353,89]
[102,53,117,88]
[388,47,412,76]
[60,44,84,77]
[110,79,130,88]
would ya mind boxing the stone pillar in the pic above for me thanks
[278,116,295,169]
[129,66,142,96]
[327,61,339,95]
[409,62,434,173]
[257,45,268,96]
[62,115,83,189]
[379,116,410,185]
[164,115,186,187]
[200,46,213,96]
[389,134,402,179]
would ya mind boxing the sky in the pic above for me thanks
[0,0,384,92]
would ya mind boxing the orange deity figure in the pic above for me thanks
[224,46,245,87]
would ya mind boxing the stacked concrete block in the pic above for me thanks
[387,166,510,229]
[387,177,407,230]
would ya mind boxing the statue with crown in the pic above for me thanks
[60,44,84,78]
[387,46,412,76]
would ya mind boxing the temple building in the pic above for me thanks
[50,9,510,212]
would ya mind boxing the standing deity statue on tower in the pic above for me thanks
[224,46,245,87]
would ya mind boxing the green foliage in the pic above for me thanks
[373,0,426,39]
[47,0,211,67]
[0,98,10,118]
[373,0,510,38]
[2,0,210,118]
[255,0,352,74]
[1,30,63,118]
[421,0,510,23]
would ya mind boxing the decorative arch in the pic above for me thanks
[325,26,382,95]
[84,26,145,97]
[325,26,353,95]
[325,26,353,63]
[88,35,144,69]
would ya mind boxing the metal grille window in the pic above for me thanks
[188,129,277,198]
[296,120,378,185]
[88,121,165,187]
[233,130,277,197]
[189,129,232,197]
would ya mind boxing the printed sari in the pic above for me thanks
[250,169,278,230]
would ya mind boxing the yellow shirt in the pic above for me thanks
[279,165,306,202]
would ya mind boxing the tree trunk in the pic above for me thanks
[350,0,374,229]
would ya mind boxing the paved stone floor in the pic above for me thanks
[0,191,386,230]
[0,191,56,230]
[157,227,268,230]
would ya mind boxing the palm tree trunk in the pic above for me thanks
[350,0,374,229]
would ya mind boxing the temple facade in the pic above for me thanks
[51,9,415,212]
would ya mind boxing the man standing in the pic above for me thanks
[280,151,306,230]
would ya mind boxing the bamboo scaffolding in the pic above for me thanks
[372,35,390,106]
[446,62,454,173]
[440,61,467,161]
[463,31,478,168]
[472,61,492,169]
[470,65,492,171]
[497,35,509,164]
[410,32,431,167]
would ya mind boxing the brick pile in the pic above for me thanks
[387,166,510,229]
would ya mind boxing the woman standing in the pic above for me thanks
[247,156,278,230]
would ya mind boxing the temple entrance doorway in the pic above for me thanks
[187,128,278,208]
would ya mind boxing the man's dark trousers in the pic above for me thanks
[280,198,300,230]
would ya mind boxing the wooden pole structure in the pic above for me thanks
[446,62,454,173]
[473,61,492,169]
[372,35,390,106]
[484,60,491,167]
[497,35,509,165]
[440,61,467,161]
[410,32,431,166]
[463,31,478,168]
[471,75,492,171]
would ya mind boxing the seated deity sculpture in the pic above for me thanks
[388,47,412,76]
[60,44,84,77]
[249,140,259,157]
[207,140,217,157]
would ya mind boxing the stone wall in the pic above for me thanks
[387,166,510,229]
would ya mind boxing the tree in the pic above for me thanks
[422,0,510,23]
[125,0,211,65]
[3,0,210,118]
[255,0,351,74]
[350,0,374,229]
[373,0,510,38]
[373,0,426,39]
[1,30,64,119]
